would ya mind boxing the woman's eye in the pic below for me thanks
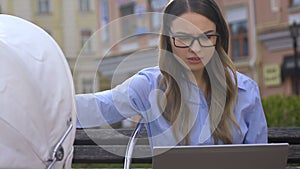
[205,35,216,39]
[207,35,213,39]
[177,36,192,41]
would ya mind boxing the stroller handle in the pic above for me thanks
[124,119,145,169]
[47,122,73,169]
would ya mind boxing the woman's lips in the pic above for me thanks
[187,56,203,64]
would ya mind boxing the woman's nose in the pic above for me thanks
[189,40,202,53]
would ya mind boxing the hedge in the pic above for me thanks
[262,94,300,127]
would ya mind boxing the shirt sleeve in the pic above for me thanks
[75,70,154,128]
[75,90,122,128]
[243,83,268,144]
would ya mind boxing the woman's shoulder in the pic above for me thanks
[236,72,259,91]
[136,66,162,80]
[127,66,162,88]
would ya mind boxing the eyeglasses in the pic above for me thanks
[171,33,220,48]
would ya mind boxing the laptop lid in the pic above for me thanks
[152,143,289,169]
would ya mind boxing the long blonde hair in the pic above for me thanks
[158,0,240,144]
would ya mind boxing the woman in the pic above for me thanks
[76,0,267,147]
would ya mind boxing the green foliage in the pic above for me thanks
[262,94,300,127]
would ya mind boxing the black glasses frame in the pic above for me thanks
[171,33,220,48]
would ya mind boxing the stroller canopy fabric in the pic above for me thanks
[0,14,76,169]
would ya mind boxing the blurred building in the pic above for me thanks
[1,0,300,126]
[0,0,101,93]
[92,0,167,90]
[0,0,168,127]
[215,0,300,97]
[256,0,300,97]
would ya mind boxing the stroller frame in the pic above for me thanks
[124,120,145,169]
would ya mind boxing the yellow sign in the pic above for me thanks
[263,64,281,87]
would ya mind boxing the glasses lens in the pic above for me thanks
[174,36,194,47]
[199,35,218,47]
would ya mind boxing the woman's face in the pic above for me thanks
[170,12,218,73]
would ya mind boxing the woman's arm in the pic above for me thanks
[75,68,156,128]
[243,83,268,143]
[75,90,126,128]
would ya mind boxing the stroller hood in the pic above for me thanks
[0,14,76,169]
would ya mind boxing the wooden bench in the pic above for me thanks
[73,127,300,169]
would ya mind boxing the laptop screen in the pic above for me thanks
[152,143,289,169]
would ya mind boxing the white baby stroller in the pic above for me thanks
[0,14,76,169]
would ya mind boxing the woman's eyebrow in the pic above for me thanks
[172,29,215,35]
[203,30,215,34]
[172,32,190,35]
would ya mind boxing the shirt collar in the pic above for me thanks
[236,72,248,91]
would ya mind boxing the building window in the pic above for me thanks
[78,74,98,94]
[120,2,136,36]
[291,0,300,6]
[229,20,249,60]
[82,78,94,93]
[134,4,148,34]
[79,0,91,12]
[81,30,93,54]
[38,0,51,13]
[101,0,110,42]
[148,0,168,32]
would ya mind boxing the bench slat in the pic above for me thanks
[73,145,152,164]
[75,128,148,145]
[268,128,300,144]
[288,145,300,164]
[73,144,300,164]
[76,128,300,145]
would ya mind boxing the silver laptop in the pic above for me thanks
[152,143,289,169]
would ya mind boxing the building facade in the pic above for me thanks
[0,0,299,97]
[215,0,300,97]
[0,0,101,93]
[256,0,300,97]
